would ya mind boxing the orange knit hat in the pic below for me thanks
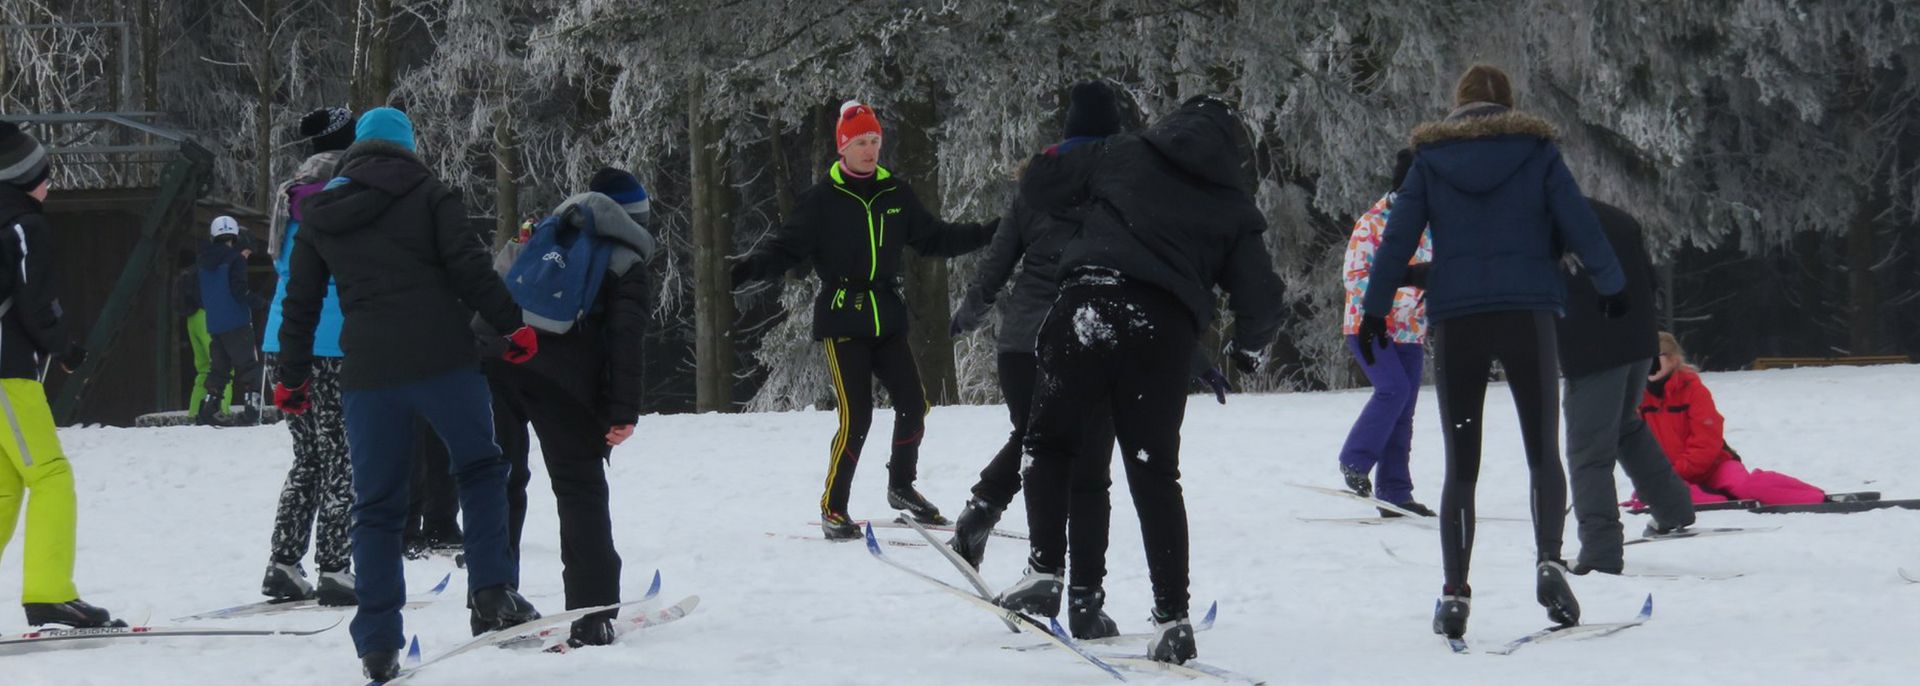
[837,100,883,151]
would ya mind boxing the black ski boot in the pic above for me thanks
[821,511,861,541]
[995,568,1062,617]
[1381,500,1436,518]
[887,485,949,525]
[238,391,263,426]
[1340,464,1372,498]
[1146,608,1196,664]
[361,649,401,682]
[316,569,357,607]
[1537,560,1581,627]
[261,561,315,601]
[469,585,541,636]
[568,615,616,648]
[194,394,221,426]
[1067,586,1119,640]
[1431,585,1470,638]
[1642,520,1688,539]
[24,599,125,628]
[945,497,1004,569]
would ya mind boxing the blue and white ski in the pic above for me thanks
[1486,594,1654,655]
[174,572,453,622]
[0,617,342,655]
[1006,602,1218,652]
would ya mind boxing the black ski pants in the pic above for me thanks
[820,332,927,517]
[495,373,622,618]
[972,351,1114,588]
[205,326,262,400]
[1432,310,1566,591]
[1024,275,1194,616]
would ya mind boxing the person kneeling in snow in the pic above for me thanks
[1640,332,1826,507]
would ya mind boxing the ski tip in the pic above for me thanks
[1640,593,1654,616]
[863,523,881,554]
[646,570,663,599]
[1202,601,1218,626]
[405,635,422,664]
[427,572,452,595]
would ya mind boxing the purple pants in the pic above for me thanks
[1339,335,1424,504]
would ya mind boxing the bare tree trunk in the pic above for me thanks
[891,98,959,405]
[140,0,159,110]
[492,105,519,248]
[691,71,737,413]
[254,0,278,212]
[766,105,795,219]
[351,0,394,110]
[1846,187,1888,355]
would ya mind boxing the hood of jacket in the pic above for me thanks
[0,183,40,226]
[197,239,243,270]
[1139,99,1251,192]
[552,191,659,273]
[303,139,431,236]
[1407,107,1559,195]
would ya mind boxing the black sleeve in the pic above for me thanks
[961,195,1029,306]
[1219,218,1285,353]
[227,250,249,299]
[1017,149,1096,214]
[6,215,69,355]
[277,232,330,383]
[741,187,820,283]
[432,186,521,334]
[902,184,993,258]
[603,266,649,426]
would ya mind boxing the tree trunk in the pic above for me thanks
[351,0,395,110]
[140,0,159,111]
[253,0,278,213]
[766,105,795,219]
[891,98,960,405]
[691,71,737,413]
[1845,187,1888,355]
[492,105,519,248]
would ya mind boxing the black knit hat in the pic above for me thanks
[298,107,355,154]
[1391,148,1415,190]
[0,121,50,192]
[1064,81,1122,139]
[589,167,651,225]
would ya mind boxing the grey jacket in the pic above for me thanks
[954,193,1083,354]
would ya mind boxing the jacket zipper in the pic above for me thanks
[831,185,895,337]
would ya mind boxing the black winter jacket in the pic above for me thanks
[0,186,69,380]
[1020,100,1284,353]
[957,189,1087,354]
[1557,199,1659,378]
[736,163,994,340]
[281,139,521,390]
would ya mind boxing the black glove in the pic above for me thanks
[1225,342,1264,375]
[1357,315,1389,366]
[728,257,754,290]
[1599,291,1630,319]
[949,295,989,338]
[1403,263,1431,290]
[1198,367,1233,405]
[58,343,86,374]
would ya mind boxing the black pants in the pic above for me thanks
[1024,276,1195,616]
[973,352,1114,587]
[820,332,927,517]
[407,420,461,544]
[495,374,622,616]
[1432,310,1565,591]
[205,327,262,399]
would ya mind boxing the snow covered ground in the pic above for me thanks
[4,364,1918,685]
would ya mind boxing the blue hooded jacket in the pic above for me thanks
[1363,106,1624,321]
[263,152,345,357]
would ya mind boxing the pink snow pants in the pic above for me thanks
[1688,460,1825,506]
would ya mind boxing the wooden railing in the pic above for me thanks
[1750,355,1912,371]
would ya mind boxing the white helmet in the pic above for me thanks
[210,215,240,239]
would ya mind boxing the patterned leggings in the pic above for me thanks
[267,357,352,572]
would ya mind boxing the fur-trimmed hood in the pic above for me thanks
[1407,108,1560,194]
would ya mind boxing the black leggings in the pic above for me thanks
[1432,310,1565,591]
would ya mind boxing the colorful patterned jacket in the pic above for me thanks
[1342,193,1431,343]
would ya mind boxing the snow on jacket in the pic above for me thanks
[0,184,68,379]
[1341,193,1430,343]
[1639,367,1736,483]
[263,150,345,357]
[197,239,252,335]
[1363,104,1624,322]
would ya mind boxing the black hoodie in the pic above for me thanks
[1020,99,1283,353]
[0,185,67,380]
[279,139,521,390]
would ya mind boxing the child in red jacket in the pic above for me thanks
[1640,332,1824,506]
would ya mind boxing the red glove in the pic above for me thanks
[502,326,539,364]
[273,379,312,415]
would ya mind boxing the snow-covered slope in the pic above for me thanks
[5,365,1916,685]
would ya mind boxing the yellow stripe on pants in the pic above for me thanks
[0,378,79,603]
[820,340,852,515]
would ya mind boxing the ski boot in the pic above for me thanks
[262,561,315,601]
[569,615,617,648]
[194,394,222,427]
[469,585,541,636]
[1380,500,1436,518]
[1146,608,1196,664]
[24,599,125,628]
[1537,560,1581,627]
[1066,586,1119,640]
[945,497,1004,569]
[1642,520,1688,539]
[1340,464,1372,498]
[887,485,949,525]
[821,510,861,541]
[362,649,401,682]
[995,568,1063,617]
[316,569,357,607]
[1431,585,1470,638]
[238,392,263,426]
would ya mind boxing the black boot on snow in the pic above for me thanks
[995,568,1063,617]
[945,497,1005,569]
[1146,608,1196,664]
[261,561,315,601]
[1340,464,1372,498]
[1642,520,1688,539]
[361,649,401,682]
[568,615,617,648]
[1381,500,1437,518]
[194,394,221,426]
[1537,560,1581,627]
[316,569,357,607]
[1067,586,1119,640]
[239,392,263,426]
[887,486,949,526]
[24,599,125,628]
[469,585,541,636]
[1431,585,1471,638]
[820,511,861,541]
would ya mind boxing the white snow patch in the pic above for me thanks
[1072,304,1113,346]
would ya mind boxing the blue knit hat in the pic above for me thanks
[354,107,415,152]
[589,167,650,225]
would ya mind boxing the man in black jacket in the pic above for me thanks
[995,96,1284,665]
[730,100,995,539]
[491,167,656,649]
[275,107,542,681]
[1558,199,1695,575]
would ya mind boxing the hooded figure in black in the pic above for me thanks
[994,96,1284,665]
